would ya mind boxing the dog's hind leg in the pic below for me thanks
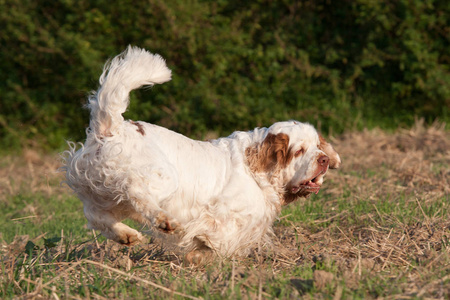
[128,195,182,235]
[83,202,143,246]
[126,164,182,234]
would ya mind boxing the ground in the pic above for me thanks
[1,120,449,299]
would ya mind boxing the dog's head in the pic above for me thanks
[246,121,340,205]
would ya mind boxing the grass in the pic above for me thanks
[1,121,449,299]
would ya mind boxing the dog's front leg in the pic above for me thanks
[181,177,272,262]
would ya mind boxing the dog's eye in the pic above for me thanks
[295,148,304,157]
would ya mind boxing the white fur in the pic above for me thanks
[63,46,340,257]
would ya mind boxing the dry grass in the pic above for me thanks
[0,149,62,200]
[1,121,449,299]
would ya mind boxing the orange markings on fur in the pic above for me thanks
[245,133,293,173]
[130,121,145,136]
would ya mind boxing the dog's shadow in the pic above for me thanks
[290,278,314,295]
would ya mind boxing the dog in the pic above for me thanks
[63,46,341,264]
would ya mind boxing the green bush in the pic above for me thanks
[1,0,448,150]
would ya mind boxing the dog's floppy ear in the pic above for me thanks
[246,133,293,173]
[319,135,341,169]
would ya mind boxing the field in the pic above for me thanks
[1,121,449,299]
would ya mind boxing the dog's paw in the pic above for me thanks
[186,247,215,266]
[114,228,143,246]
[155,211,182,234]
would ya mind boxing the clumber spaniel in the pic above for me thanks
[63,46,341,263]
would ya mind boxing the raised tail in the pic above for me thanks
[88,46,171,137]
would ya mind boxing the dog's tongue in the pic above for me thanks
[291,181,321,194]
[307,181,321,194]
[307,181,319,187]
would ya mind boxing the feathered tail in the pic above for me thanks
[88,46,172,136]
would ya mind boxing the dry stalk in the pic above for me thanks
[83,259,202,300]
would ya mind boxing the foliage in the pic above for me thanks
[1,0,449,150]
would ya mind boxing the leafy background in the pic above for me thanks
[1,0,449,150]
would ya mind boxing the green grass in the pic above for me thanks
[1,125,449,299]
[1,191,449,299]
[0,193,87,243]
[283,191,449,227]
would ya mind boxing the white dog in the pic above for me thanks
[63,46,340,263]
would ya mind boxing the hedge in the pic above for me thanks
[1,0,448,150]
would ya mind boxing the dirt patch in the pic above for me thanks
[313,270,334,289]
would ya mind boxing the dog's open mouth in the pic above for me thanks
[290,173,323,195]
